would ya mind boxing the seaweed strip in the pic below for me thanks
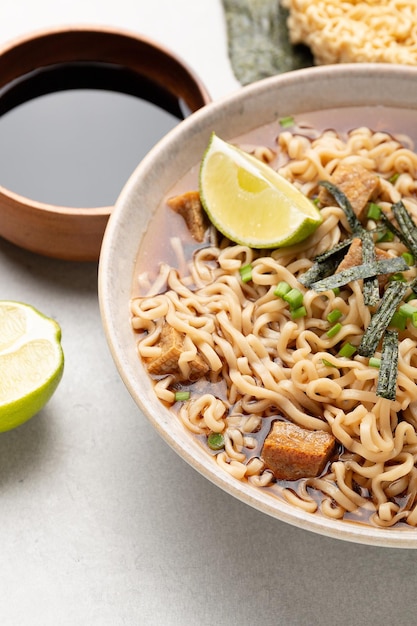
[358,281,407,357]
[380,210,405,244]
[391,200,417,258]
[298,238,353,287]
[361,231,380,306]
[298,258,336,287]
[313,237,354,263]
[309,256,409,292]
[376,329,399,400]
[318,181,363,234]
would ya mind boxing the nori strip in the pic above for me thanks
[380,210,405,244]
[358,281,407,357]
[313,237,354,263]
[221,0,313,85]
[309,257,409,293]
[361,231,380,306]
[298,258,337,287]
[298,238,353,287]
[318,181,363,234]
[376,329,399,400]
[391,200,417,258]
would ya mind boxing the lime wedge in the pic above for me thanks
[199,133,322,248]
[0,301,64,432]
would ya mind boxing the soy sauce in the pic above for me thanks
[0,63,188,207]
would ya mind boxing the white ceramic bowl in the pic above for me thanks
[99,64,417,548]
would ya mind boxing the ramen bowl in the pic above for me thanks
[0,25,210,261]
[99,64,417,547]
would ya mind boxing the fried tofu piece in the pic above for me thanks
[336,237,391,288]
[318,162,380,222]
[167,190,209,242]
[261,420,336,481]
[147,323,209,381]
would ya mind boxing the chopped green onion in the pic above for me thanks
[283,288,304,309]
[239,263,253,283]
[389,272,406,282]
[376,229,395,243]
[274,281,291,298]
[318,181,363,233]
[402,252,415,266]
[174,391,190,402]
[338,342,357,358]
[326,322,343,338]
[327,308,343,324]
[390,311,407,330]
[291,305,307,320]
[367,203,382,220]
[279,116,295,128]
[322,358,337,368]
[369,357,381,368]
[389,172,400,184]
[310,256,408,292]
[207,432,225,450]
[398,303,417,318]
[332,287,341,295]
[412,312,417,328]
[376,329,399,400]
[358,280,407,357]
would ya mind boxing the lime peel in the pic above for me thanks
[0,301,64,432]
[199,133,323,248]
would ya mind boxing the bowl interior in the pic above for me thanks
[99,64,417,547]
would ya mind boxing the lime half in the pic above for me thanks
[199,133,322,248]
[0,301,64,432]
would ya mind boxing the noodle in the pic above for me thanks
[281,0,417,66]
[131,119,417,528]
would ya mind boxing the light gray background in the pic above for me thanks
[1,1,416,625]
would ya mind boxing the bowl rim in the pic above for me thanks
[99,63,417,548]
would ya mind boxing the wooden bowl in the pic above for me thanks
[0,26,211,261]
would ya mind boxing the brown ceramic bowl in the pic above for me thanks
[0,25,211,261]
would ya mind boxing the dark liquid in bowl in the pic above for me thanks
[0,63,187,207]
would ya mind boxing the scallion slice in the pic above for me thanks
[326,322,342,338]
[291,305,307,320]
[367,203,382,220]
[390,311,407,331]
[327,308,343,324]
[239,263,253,283]
[175,391,190,402]
[279,116,295,128]
[283,288,304,309]
[274,281,291,298]
[338,342,356,358]
[369,357,381,368]
[207,432,225,450]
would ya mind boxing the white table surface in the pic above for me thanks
[1,1,417,625]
